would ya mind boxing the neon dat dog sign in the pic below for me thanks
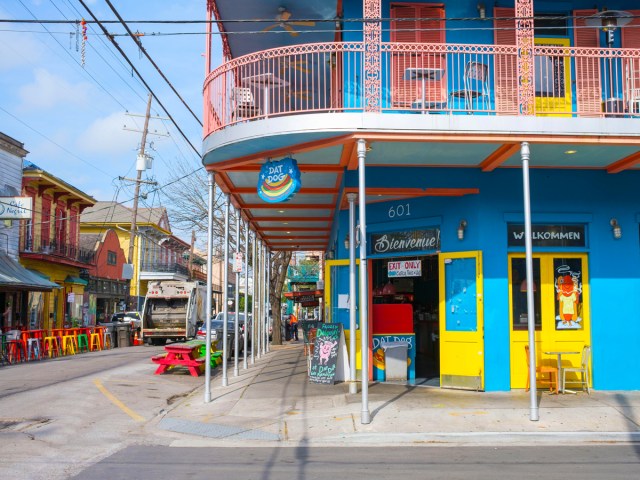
[257,157,301,203]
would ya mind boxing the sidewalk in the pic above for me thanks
[154,342,640,446]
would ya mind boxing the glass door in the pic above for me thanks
[509,253,591,388]
[438,251,484,390]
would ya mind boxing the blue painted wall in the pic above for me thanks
[331,166,640,391]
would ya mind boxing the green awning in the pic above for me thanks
[0,254,60,291]
[64,275,88,286]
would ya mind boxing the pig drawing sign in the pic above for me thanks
[309,323,350,385]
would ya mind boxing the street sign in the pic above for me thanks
[233,252,243,273]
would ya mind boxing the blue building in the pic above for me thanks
[202,1,640,391]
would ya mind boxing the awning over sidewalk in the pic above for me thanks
[0,253,60,291]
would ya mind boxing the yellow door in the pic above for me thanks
[534,38,572,116]
[509,253,591,388]
[439,251,484,390]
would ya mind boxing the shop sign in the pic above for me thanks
[371,228,440,254]
[388,259,422,278]
[0,197,32,220]
[508,224,585,247]
[294,294,316,303]
[257,157,301,203]
[301,300,319,307]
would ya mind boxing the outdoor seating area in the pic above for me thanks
[0,325,115,366]
[151,339,221,377]
[526,344,592,395]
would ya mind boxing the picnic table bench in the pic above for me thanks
[151,339,216,377]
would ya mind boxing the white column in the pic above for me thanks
[251,232,257,365]
[221,194,230,387]
[243,220,249,369]
[234,211,240,377]
[204,172,215,402]
[347,192,358,395]
[522,142,539,421]
[357,139,371,424]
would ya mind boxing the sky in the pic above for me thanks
[0,0,221,242]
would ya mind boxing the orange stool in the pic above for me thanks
[43,336,61,358]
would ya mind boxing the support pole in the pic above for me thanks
[347,193,358,395]
[221,194,230,387]
[243,221,249,370]
[251,233,257,365]
[256,239,262,359]
[265,248,271,353]
[234,212,240,377]
[522,142,539,422]
[204,172,215,403]
[357,139,371,424]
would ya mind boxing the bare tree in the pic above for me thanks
[269,250,292,345]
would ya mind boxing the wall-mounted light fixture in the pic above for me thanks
[610,218,622,239]
[457,220,467,240]
[477,3,486,19]
[344,225,361,249]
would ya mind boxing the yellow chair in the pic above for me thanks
[89,333,101,351]
[43,336,61,358]
[562,345,591,394]
[525,345,558,394]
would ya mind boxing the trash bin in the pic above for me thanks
[382,341,408,381]
[115,323,132,347]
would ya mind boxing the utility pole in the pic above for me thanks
[188,229,196,280]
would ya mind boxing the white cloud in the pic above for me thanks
[18,68,92,110]
[76,111,140,156]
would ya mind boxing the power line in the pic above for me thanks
[103,0,202,127]
[77,0,200,157]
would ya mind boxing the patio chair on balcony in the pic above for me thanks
[232,87,261,120]
[450,61,489,113]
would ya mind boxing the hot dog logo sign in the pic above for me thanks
[257,157,301,203]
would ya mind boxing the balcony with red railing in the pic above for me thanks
[20,236,95,266]
[203,42,640,136]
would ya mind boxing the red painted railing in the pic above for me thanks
[203,42,640,135]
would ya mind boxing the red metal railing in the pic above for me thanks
[203,42,640,135]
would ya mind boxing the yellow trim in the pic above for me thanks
[324,259,360,324]
[438,251,484,390]
[508,253,591,389]
[534,37,573,117]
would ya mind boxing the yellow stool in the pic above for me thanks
[62,335,77,355]
[89,333,101,351]
[43,336,61,358]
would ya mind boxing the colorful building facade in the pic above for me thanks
[203,1,640,391]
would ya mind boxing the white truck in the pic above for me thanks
[141,280,207,345]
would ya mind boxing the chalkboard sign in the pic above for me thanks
[309,323,348,385]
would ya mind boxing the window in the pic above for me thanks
[107,250,117,265]
[534,14,568,37]
[535,54,566,97]
[511,257,541,330]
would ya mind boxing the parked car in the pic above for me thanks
[110,311,141,330]
[196,313,247,358]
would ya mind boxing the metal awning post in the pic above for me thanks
[204,171,214,403]
[521,142,539,421]
[357,139,371,424]
[266,248,271,353]
[347,192,358,395]
[256,239,262,359]
[221,193,230,387]
[234,212,240,377]
[251,233,256,365]
[243,220,249,370]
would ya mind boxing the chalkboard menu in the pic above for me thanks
[309,323,347,385]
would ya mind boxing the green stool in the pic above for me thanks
[211,352,223,367]
[77,334,89,353]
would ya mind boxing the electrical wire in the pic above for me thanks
[103,0,202,127]
[77,0,200,158]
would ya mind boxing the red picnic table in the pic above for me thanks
[151,340,208,377]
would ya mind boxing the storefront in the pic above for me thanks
[325,167,640,392]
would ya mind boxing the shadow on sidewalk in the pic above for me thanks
[614,392,640,458]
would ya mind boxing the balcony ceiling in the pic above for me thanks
[213,1,339,58]
[207,113,640,253]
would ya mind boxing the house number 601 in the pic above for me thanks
[388,203,411,218]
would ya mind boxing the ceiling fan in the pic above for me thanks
[262,6,316,37]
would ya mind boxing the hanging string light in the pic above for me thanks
[80,18,87,67]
